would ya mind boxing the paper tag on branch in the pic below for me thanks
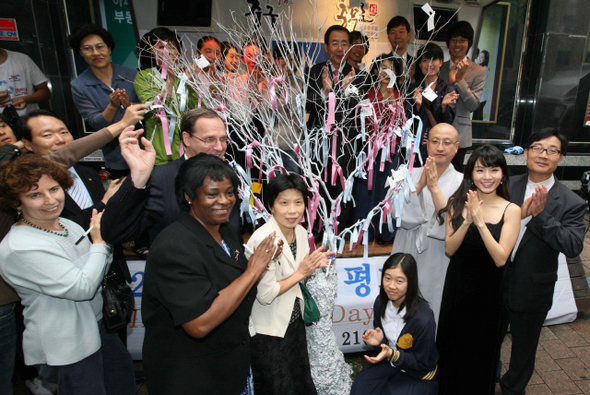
[422,3,436,32]
[251,182,262,194]
[195,55,211,70]
[360,99,373,116]
[344,83,359,97]
[422,81,438,102]
[384,69,397,88]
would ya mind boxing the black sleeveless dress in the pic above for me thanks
[437,206,510,395]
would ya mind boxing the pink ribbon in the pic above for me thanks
[155,40,169,80]
[268,165,287,182]
[269,76,288,110]
[307,180,321,252]
[246,141,264,184]
[213,104,229,137]
[325,92,336,134]
[154,94,172,156]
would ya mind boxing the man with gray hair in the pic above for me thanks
[101,107,237,245]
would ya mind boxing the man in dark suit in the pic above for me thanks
[500,129,586,395]
[439,21,487,171]
[306,25,368,229]
[386,16,414,80]
[101,107,238,246]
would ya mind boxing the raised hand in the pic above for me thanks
[117,89,131,108]
[529,184,548,217]
[89,209,106,245]
[119,127,155,188]
[321,67,332,95]
[298,247,333,278]
[120,103,148,128]
[362,327,384,347]
[342,68,356,90]
[463,192,474,225]
[425,157,439,191]
[467,190,485,227]
[109,90,121,107]
[247,233,282,276]
[455,59,469,82]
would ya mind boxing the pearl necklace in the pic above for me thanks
[19,216,69,237]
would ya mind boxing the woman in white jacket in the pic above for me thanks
[246,173,332,395]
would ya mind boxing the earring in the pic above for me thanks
[188,201,192,204]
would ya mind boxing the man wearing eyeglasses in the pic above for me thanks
[306,25,368,230]
[391,123,463,324]
[500,129,586,395]
[101,107,239,246]
[440,21,487,171]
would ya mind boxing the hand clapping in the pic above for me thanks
[465,190,484,227]
[520,184,548,218]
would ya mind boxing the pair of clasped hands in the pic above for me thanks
[0,89,27,109]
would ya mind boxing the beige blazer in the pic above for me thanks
[246,217,309,337]
[440,59,486,148]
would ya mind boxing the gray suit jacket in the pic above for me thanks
[504,174,586,313]
[440,59,486,148]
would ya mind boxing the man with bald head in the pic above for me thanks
[100,107,237,246]
[391,123,463,323]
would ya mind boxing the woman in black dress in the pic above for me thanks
[436,145,521,394]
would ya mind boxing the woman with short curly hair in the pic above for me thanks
[0,154,120,395]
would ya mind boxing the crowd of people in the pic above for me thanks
[0,12,587,395]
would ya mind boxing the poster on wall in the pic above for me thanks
[0,18,19,41]
[334,0,379,39]
[472,1,511,123]
[584,91,590,126]
[99,0,138,69]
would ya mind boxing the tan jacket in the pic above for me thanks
[246,217,308,337]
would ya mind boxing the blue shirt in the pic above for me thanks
[70,63,139,170]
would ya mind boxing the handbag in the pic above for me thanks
[101,271,135,332]
[300,282,320,325]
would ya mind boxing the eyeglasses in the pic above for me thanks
[528,144,561,156]
[428,139,457,147]
[80,43,108,54]
[192,135,229,146]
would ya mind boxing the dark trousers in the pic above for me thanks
[500,309,548,395]
[0,303,16,395]
[40,320,135,395]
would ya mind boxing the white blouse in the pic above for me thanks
[382,301,406,350]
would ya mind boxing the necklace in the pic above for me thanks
[19,216,69,237]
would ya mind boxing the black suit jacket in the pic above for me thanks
[504,174,586,313]
[306,61,368,131]
[101,156,241,245]
[306,61,368,177]
[142,212,254,394]
[61,164,130,282]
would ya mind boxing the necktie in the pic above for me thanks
[67,170,93,210]
[333,70,339,87]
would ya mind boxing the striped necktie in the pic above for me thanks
[67,169,93,210]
